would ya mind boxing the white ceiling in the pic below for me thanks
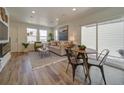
[6,7,106,27]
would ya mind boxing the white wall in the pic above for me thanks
[55,8,124,44]
[9,21,53,52]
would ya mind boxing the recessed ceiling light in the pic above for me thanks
[32,10,35,14]
[72,8,76,11]
[56,18,59,21]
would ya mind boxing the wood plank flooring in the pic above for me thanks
[0,52,124,85]
[0,53,84,85]
[0,53,36,84]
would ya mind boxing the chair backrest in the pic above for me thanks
[65,48,77,64]
[97,49,110,66]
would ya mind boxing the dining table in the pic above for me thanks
[72,48,97,83]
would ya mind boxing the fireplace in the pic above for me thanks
[0,42,10,57]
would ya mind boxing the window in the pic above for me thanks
[27,28,48,43]
[27,28,37,43]
[81,18,124,58]
[39,30,47,43]
[98,21,124,57]
[81,24,96,50]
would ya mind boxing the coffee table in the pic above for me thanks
[37,47,50,57]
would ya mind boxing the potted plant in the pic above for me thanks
[22,42,29,52]
[48,33,54,42]
[78,45,86,50]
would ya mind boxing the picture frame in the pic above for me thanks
[58,25,68,40]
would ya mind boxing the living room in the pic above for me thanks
[0,7,124,86]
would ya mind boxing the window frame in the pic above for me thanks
[39,29,48,43]
[27,28,37,44]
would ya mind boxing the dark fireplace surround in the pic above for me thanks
[0,42,10,57]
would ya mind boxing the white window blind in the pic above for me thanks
[98,21,124,57]
[39,30,47,43]
[81,25,96,50]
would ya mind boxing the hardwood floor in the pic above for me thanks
[0,53,36,84]
[0,52,124,85]
[0,53,83,85]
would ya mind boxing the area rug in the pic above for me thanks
[28,52,67,70]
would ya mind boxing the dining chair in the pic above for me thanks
[65,48,86,82]
[85,49,110,84]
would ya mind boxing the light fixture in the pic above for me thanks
[32,10,35,14]
[56,18,59,21]
[72,8,76,11]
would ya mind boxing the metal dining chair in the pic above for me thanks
[85,49,110,84]
[65,48,86,82]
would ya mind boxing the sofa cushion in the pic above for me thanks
[49,46,61,49]
[50,41,57,46]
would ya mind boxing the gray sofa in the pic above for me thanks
[48,41,73,56]
[48,45,66,56]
